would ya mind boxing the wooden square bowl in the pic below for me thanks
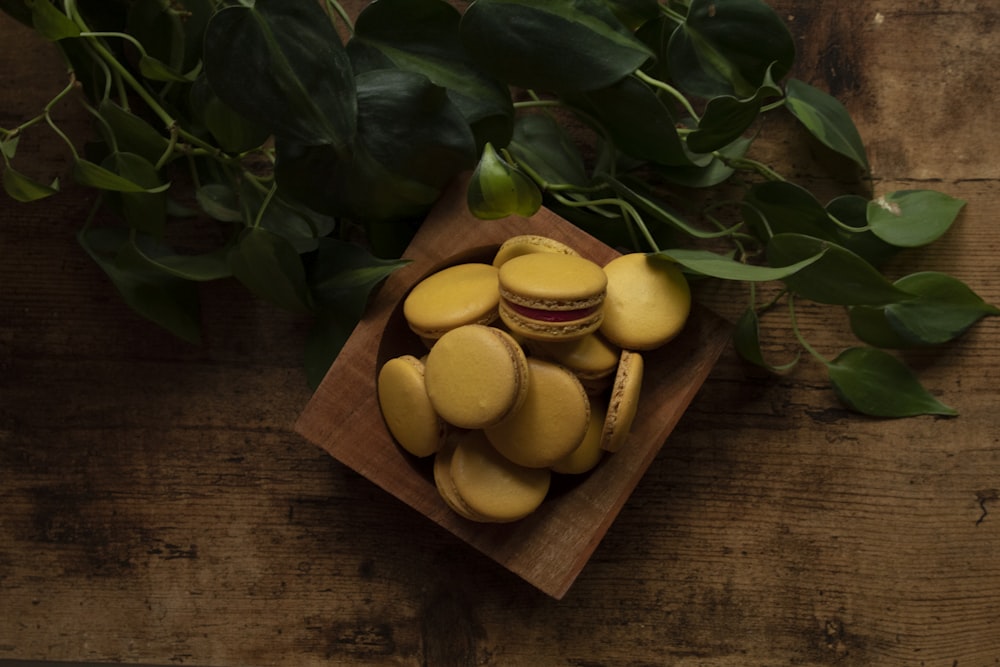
[294,177,732,599]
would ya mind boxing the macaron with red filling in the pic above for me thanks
[497,253,607,342]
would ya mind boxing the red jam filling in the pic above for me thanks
[505,300,597,323]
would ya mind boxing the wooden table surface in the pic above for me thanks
[2,2,998,666]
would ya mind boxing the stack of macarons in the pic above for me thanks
[376,234,691,523]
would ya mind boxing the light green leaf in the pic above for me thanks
[2,165,59,202]
[73,157,170,193]
[785,77,869,172]
[467,143,542,220]
[867,189,966,248]
[27,0,80,40]
[827,347,957,417]
[657,247,824,281]
[459,0,654,92]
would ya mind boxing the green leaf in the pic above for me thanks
[188,75,270,154]
[227,227,314,314]
[97,99,170,165]
[654,135,752,188]
[601,0,660,29]
[1,135,18,160]
[2,165,59,202]
[78,227,202,344]
[203,0,356,147]
[467,143,542,219]
[195,183,243,222]
[304,238,410,388]
[785,77,869,172]
[73,157,170,193]
[121,231,233,282]
[657,247,824,281]
[743,180,841,243]
[827,347,957,417]
[686,66,782,154]
[26,0,81,40]
[460,0,654,92]
[101,152,168,236]
[569,73,692,167]
[826,194,899,268]
[275,69,476,223]
[348,0,514,149]
[138,54,198,83]
[733,307,799,372]
[767,233,914,306]
[507,112,590,189]
[850,272,1000,348]
[668,0,795,98]
[867,190,966,248]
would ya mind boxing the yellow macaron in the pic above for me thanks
[484,357,591,468]
[423,324,529,429]
[601,349,644,453]
[497,253,607,342]
[376,355,447,458]
[528,332,621,395]
[551,399,606,475]
[492,234,580,268]
[600,253,691,350]
[402,262,500,341]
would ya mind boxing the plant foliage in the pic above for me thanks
[1,0,995,416]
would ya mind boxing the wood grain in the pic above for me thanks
[2,1,999,666]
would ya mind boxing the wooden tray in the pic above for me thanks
[294,177,732,599]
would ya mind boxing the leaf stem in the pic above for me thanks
[787,294,830,365]
[634,69,700,123]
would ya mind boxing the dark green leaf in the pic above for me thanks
[733,307,799,372]
[227,227,313,314]
[348,0,514,149]
[276,69,476,223]
[668,0,795,98]
[460,0,653,92]
[767,233,914,306]
[27,0,80,40]
[507,112,590,189]
[867,189,966,248]
[850,272,1000,348]
[123,231,233,282]
[827,347,957,417]
[97,99,170,167]
[686,66,781,153]
[785,77,869,172]
[826,194,898,268]
[101,152,168,236]
[2,165,59,202]
[188,75,270,154]
[73,156,170,193]
[78,227,202,344]
[195,183,243,222]
[569,73,693,167]
[657,247,824,281]
[743,180,841,242]
[654,135,752,188]
[203,0,356,147]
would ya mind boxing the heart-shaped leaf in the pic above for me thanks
[2,165,59,202]
[785,77,869,172]
[97,99,170,165]
[78,227,202,344]
[867,189,966,248]
[203,0,356,147]
[467,143,542,219]
[686,66,782,153]
[348,0,514,149]
[850,272,1000,348]
[668,0,795,98]
[827,347,957,417]
[507,112,590,189]
[228,227,314,314]
[767,233,914,306]
[188,75,270,154]
[460,0,654,92]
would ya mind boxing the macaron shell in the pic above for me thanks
[450,430,551,523]
[402,263,500,339]
[376,355,446,458]
[601,349,644,453]
[498,253,607,307]
[492,234,580,268]
[551,400,606,475]
[529,333,620,393]
[432,438,491,522]
[484,358,591,468]
[424,324,529,429]
[600,253,691,350]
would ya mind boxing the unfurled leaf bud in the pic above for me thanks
[467,143,542,220]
